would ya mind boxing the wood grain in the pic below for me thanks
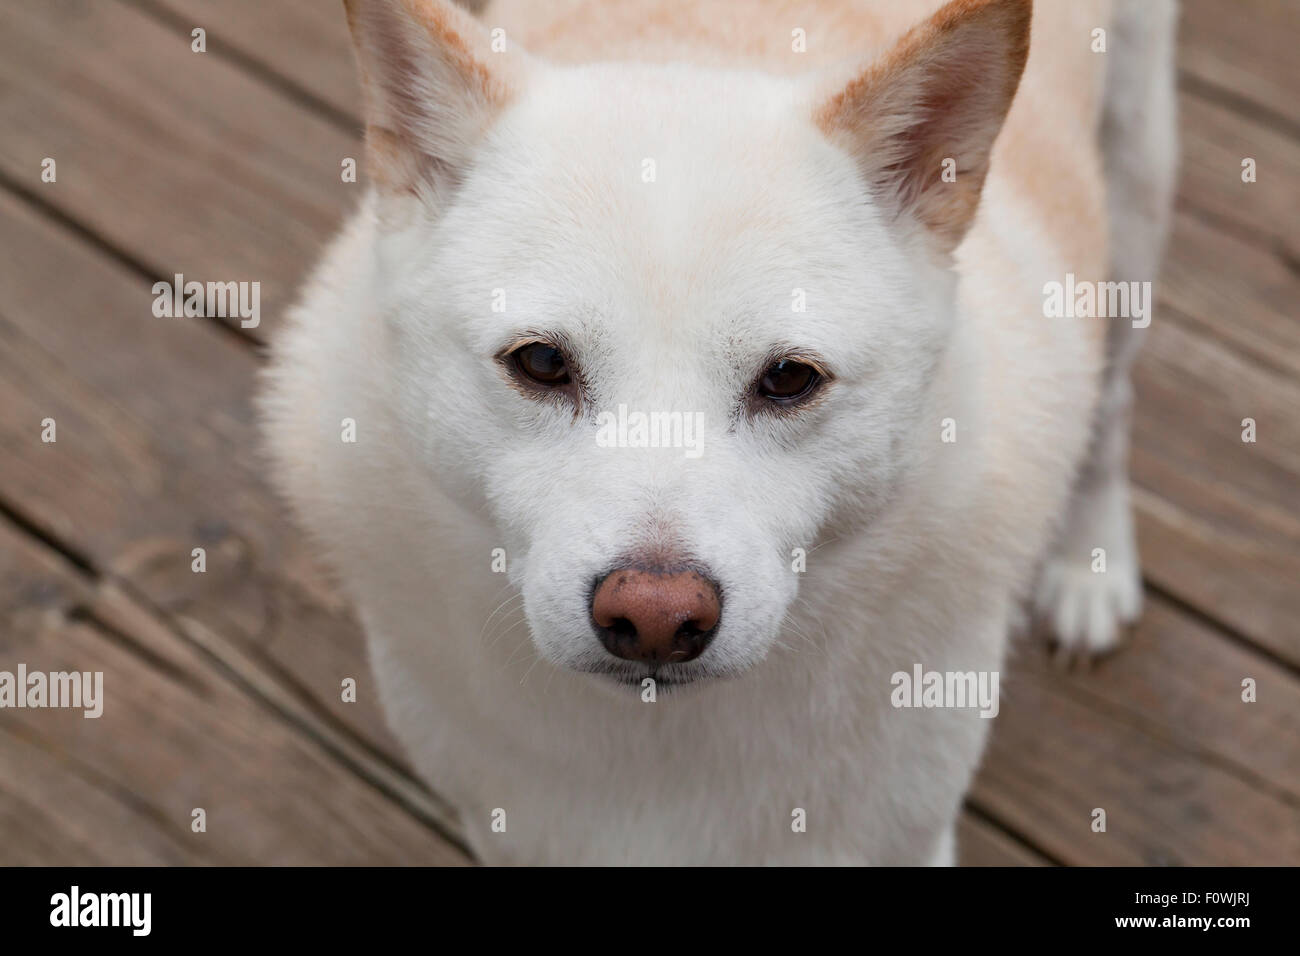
[968,592,1300,865]
[957,814,1051,867]
[0,0,360,341]
[1180,0,1300,128]
[0,518,469,865]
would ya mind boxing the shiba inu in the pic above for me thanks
[261,0,1176,864]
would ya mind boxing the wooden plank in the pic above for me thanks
[1179,0,1300,125]
[0,186,419,780]
[0,724,209,865]
[1046,597,1300,801]
[958,814,1051,867]
[1177,89,1300,263]
[140,0,499,129]
[1131,316,1300,666]
[974,685,1300,865]
[1138,76,1300,666]
[1160,210,1300,381]
[0,0,360,340]
[970,594,1300,865]
[974,688,1299,865]
[0,520,469,865]
[135,0,360,121]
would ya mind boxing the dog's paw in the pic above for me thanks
[1034,546,1142,662]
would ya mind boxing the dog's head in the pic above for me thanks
[344,0,1029,688]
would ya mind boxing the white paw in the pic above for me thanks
[1034,544,1142,659]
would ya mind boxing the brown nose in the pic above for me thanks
[591,566,721,664]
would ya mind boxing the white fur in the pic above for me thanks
[261,0,1175,864]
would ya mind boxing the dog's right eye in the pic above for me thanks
[510,342,571,386]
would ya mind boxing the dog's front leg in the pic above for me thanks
[927,820,959,866]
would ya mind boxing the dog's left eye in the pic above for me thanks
[757,359,821,403]
[510,342,571,386]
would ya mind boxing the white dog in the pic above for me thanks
[262,0,1176,864]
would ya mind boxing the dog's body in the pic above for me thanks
[262,0,1175,864]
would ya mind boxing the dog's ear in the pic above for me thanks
[814,0,1031,256]
[343,0,528,203]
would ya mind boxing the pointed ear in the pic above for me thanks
[814,0,1031,255]
[343,0,528,203]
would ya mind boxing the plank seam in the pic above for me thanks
[0,170,257,353]
[64,604,209,698]
[1046,674,1300,813]
[0,490,97,576]
[961,800,1064,866]
[1142,576,1300,683]
[1156,296,1300,382]
[1174,196,1300,282]
[116,0,361,136]
[1178,69,1300,145]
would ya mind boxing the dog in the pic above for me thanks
[261,0,1176,864]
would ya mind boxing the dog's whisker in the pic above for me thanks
[804,535,844,556]
[518,649,546,687]
[484,609,529,652]
[479,593,525,643]
[500,629,537,672]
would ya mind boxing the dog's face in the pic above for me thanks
[347,0,1029,687]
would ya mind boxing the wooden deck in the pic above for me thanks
[0,0,1296,865]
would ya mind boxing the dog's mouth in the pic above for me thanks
[578,663,714,694]
[612,672,696,689]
